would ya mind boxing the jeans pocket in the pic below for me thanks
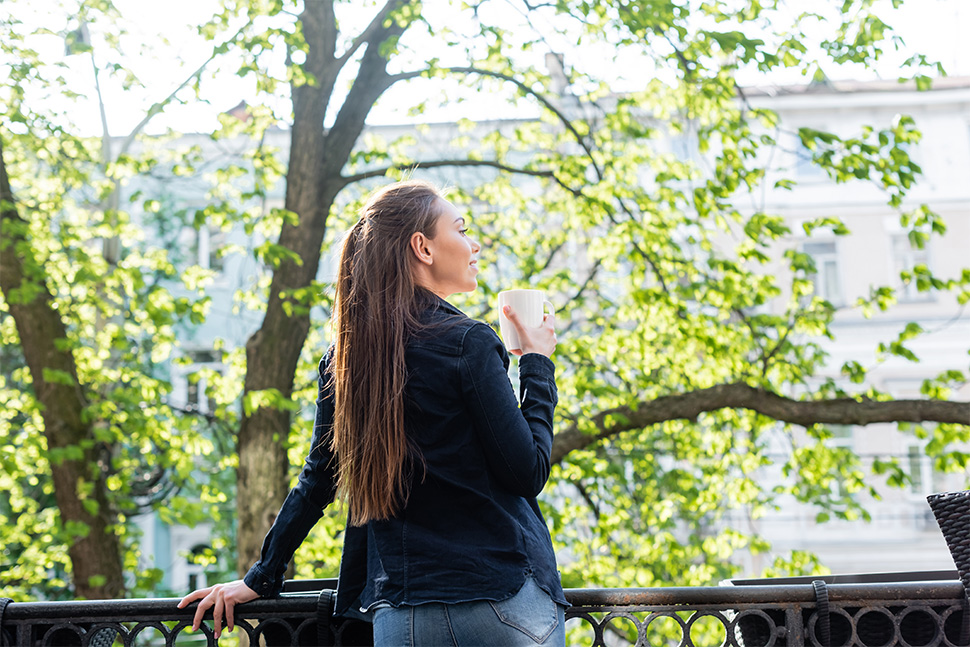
[488,577,560,643]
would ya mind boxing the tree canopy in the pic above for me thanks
[1,0,968,602]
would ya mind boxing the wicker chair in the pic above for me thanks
[927,490,970,646]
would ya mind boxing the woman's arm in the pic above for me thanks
[178,352,338,639]
[459,315,558,498]
[242,353,339,596]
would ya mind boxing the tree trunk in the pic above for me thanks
[0,139,125,599]
[235,144,339,573]
[235,1,342,575]
[235,0,407,575]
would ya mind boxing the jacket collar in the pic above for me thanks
[430,294,467,318]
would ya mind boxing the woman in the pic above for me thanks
[178,180,566,646]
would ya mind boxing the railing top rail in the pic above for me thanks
[2,596,317,620]
[4,580,966,621]
[566,581,968,606]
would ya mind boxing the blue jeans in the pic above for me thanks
[372,577,566,646]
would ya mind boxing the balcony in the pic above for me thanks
[2,575,968,646]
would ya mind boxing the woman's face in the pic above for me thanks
[420,199,481,298]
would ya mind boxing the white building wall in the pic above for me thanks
[733,78,970,577]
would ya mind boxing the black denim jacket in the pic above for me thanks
[243,296,566,615]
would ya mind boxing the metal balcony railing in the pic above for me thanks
[2,579,968,647]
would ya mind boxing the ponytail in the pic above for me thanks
[330,181,443,525]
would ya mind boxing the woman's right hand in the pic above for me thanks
[177,579,259,640]
[503,305,557,357]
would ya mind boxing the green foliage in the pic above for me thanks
[0,0,270,599]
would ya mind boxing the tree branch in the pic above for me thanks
[535,238,567,274]
[340,158,584,196]
[559,259,604,336]
[629,238,672,296]
[572,480,601,518]
[86,27,112,165]
[665,37,696,79]
[568,257,603,303]
[117,22,250,159]
[551,382,970,464]
[759,317,795,377]
[337,0,402,65]
[322,1,410,176]
[443,65,601,177]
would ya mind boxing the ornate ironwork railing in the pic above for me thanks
[2,579,968,647]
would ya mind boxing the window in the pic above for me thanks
[793,131,827,181]
[196,225,227,272]
[828,425,853,447]
[183,349,222,415]
[891,234,931,302]
[826,425,854,498]
[185,380,217,415]
[905,440,941,497]
[906,443,930,495]
[186,544,213,591]
[802,240,842,305]
[180,224,226,272]
[669,130,699,164]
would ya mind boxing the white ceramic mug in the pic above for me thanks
[497,289,554,352]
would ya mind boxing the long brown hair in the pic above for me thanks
[331,180,443,525]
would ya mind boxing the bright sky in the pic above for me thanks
[9,0,969,138]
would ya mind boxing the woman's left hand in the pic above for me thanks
[503,305,557,357]
[177,579,259,639]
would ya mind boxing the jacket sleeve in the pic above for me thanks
[459,322,558,498]
[243,351,339,597]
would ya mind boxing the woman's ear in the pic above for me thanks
[409,231,434,266]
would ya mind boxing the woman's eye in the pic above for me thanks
[459,228,468,235]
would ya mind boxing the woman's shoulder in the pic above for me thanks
[458,320,507,359]
[413,308,503,355]
[413,310,480,345]
[317,345,335,374]
[417,297,478,334]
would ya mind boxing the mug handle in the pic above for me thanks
[542,300,555,318]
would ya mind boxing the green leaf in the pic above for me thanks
[41,368,76,387]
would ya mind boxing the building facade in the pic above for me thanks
[736,77,970,576]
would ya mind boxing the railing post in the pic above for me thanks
[786,606,806,647]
